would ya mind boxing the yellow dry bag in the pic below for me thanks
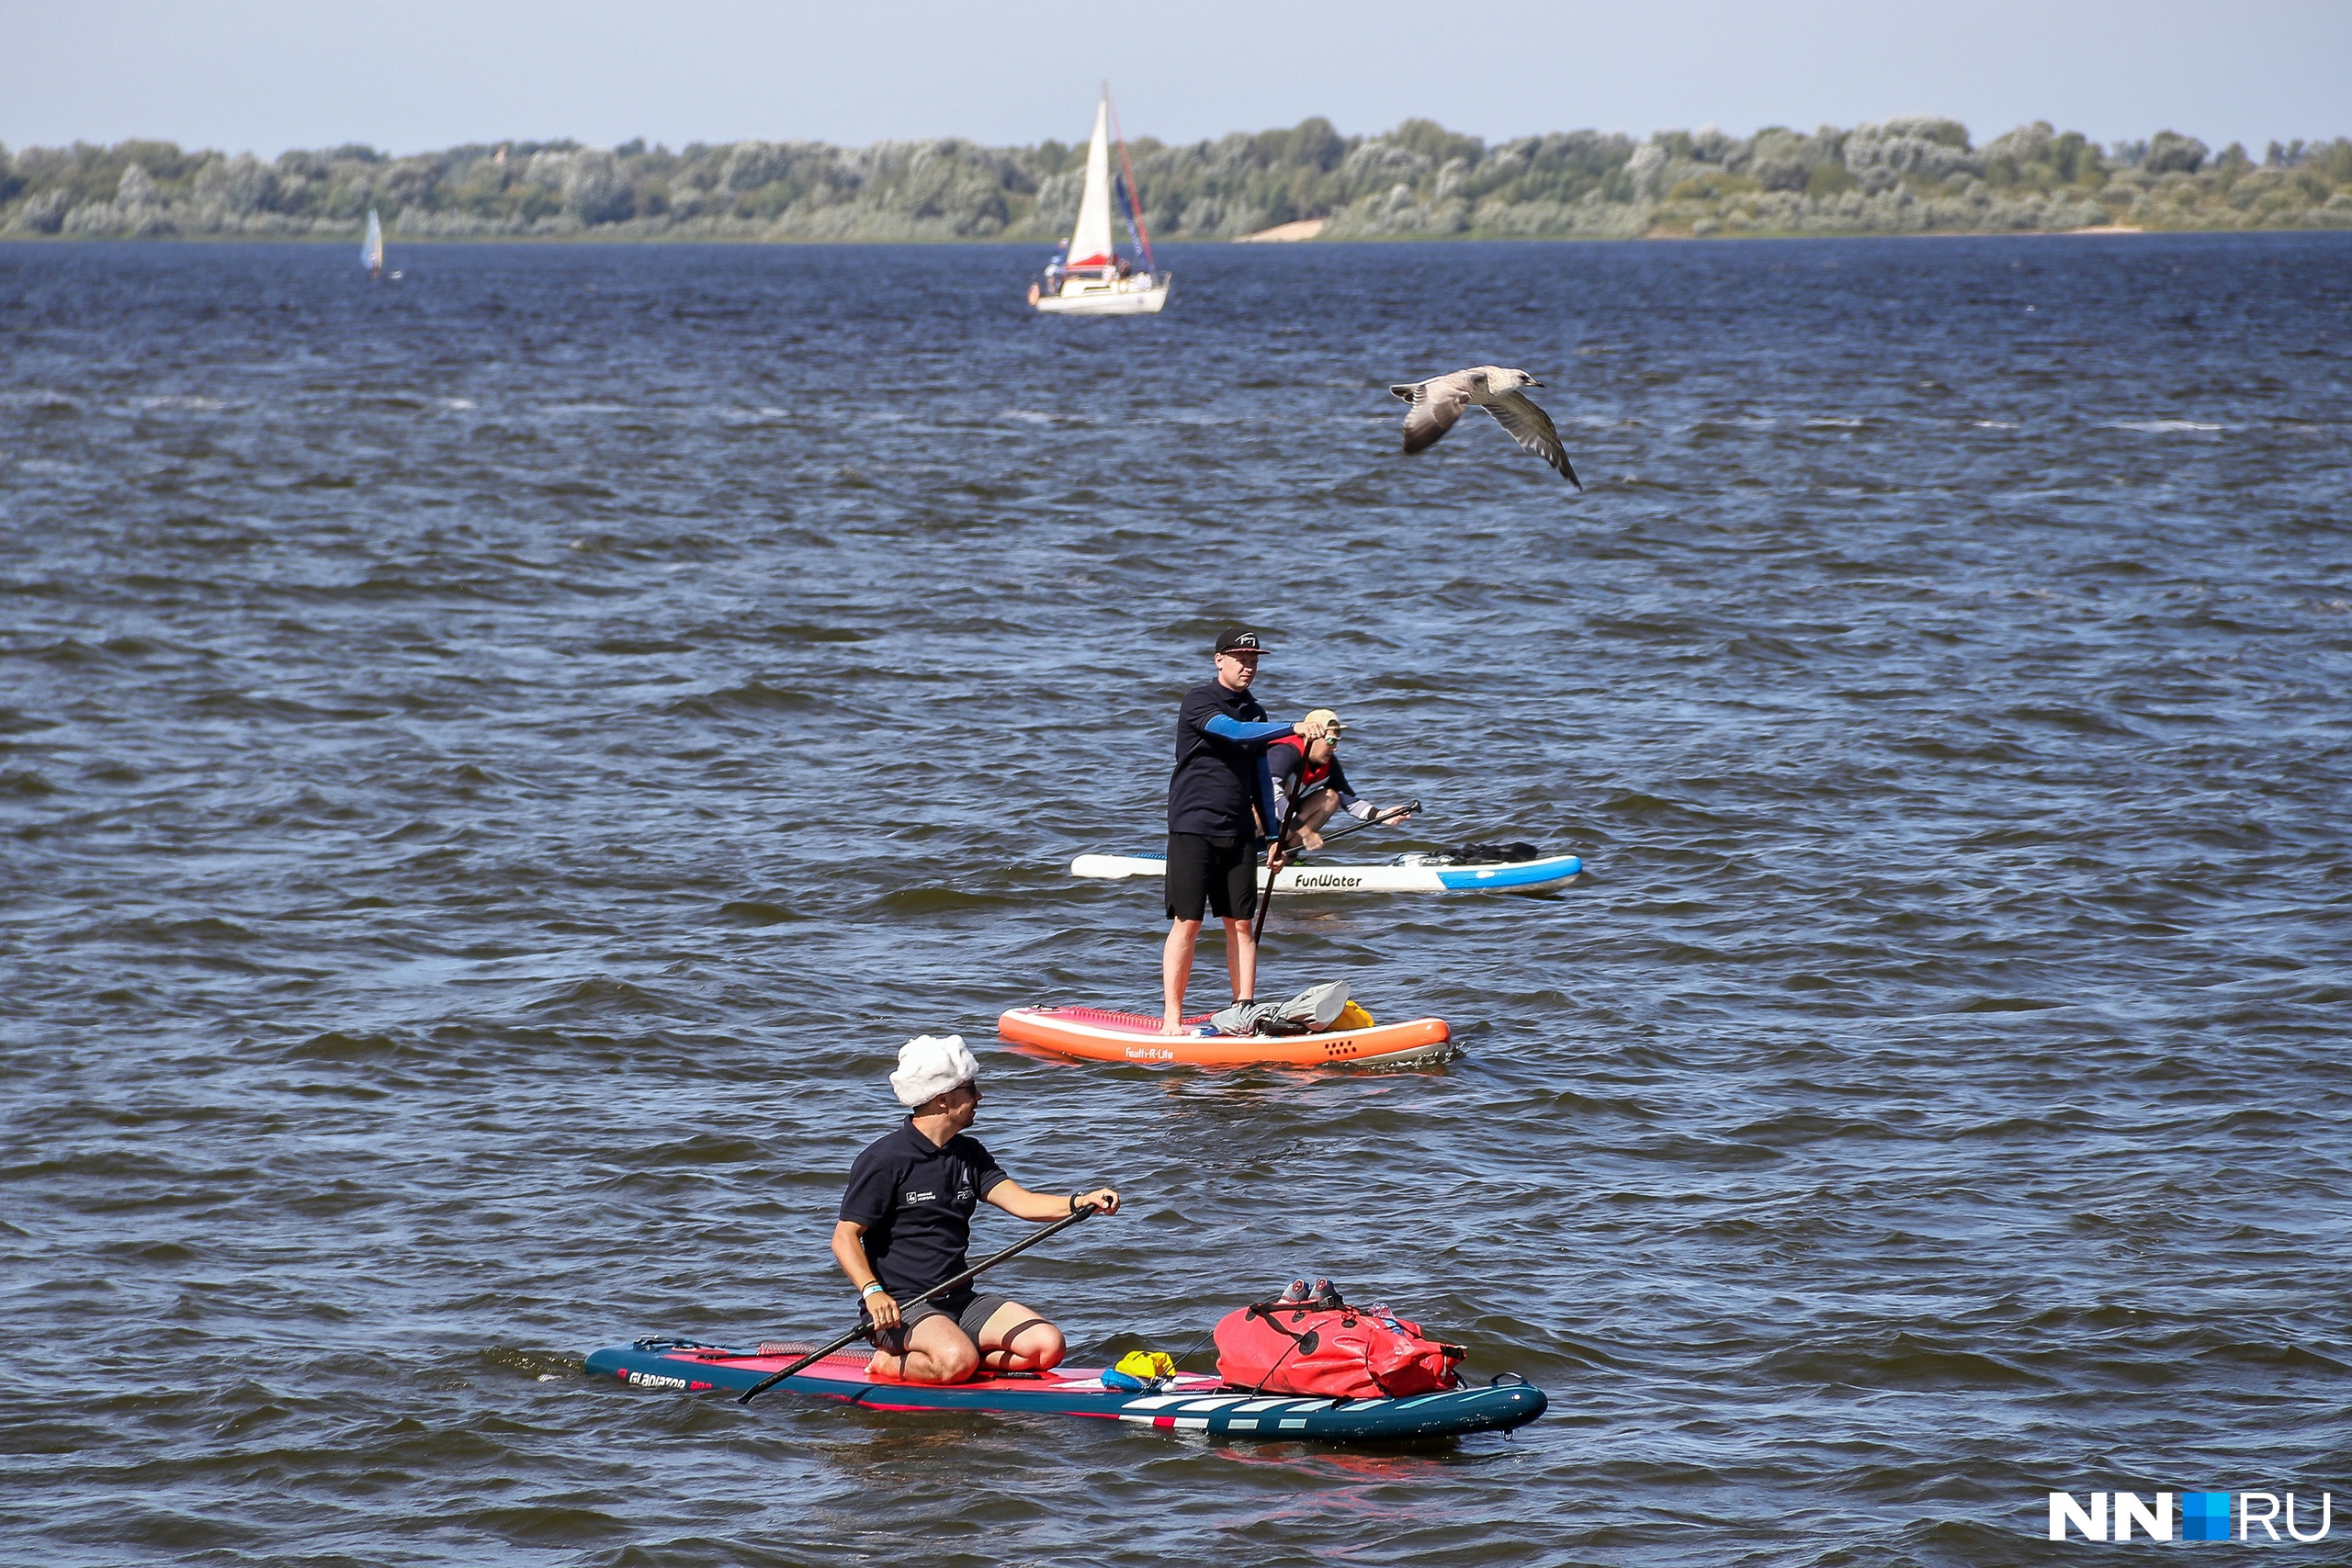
[1115,1350,1178,1381]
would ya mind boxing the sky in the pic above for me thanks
[7,0,2348,158]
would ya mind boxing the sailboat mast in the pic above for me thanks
[1107,93,1155,274]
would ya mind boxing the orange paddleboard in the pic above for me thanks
[998,1006,1451,1068]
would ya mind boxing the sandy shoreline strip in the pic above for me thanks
[1234,218,1329,243]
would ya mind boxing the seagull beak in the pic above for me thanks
[1527,379,1545,388]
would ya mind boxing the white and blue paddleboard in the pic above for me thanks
[1069,852,1582,894]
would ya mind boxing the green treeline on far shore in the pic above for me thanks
[6,118,2351,243]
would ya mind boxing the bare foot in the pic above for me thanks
[1160,1017,1184,1035]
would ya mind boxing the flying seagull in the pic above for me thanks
[1389,366,1580,489]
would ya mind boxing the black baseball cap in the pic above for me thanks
[1215,628,1266,656]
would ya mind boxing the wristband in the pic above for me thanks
[1069,1194,1079,1215]
[860,1281,885,1298]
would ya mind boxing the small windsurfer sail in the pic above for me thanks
[1029,87,1171,316]
[363,209,385,281]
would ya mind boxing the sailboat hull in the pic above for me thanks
[1034,274,1172,316]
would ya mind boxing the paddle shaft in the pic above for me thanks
[736,1201,1101,1405]
[1249,775,1302,946]
[1311,799,1420,849]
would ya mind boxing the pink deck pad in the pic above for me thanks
[1034,1007,1209,1032]
[665,1347,1221,1395]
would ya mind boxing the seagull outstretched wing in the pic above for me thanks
[1484,391,1581,488]
[1392,378,1474,455]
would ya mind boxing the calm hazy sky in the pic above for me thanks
[9,0,2347,156]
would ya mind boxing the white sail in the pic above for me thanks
[1066,94,1115,270]
[363,209,384,273]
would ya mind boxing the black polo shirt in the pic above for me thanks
[838,1120,1009,1299]
[1168,678,1270,839]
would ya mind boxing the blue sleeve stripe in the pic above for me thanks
[1204,716,1294,744]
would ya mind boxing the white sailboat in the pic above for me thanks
[362,209,385,280]
[1029,87,1170,315]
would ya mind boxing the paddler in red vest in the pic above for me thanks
[1264,707,1404,852]
[833,1034,1121,1384]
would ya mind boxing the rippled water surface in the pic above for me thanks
[4,234,2351,1565]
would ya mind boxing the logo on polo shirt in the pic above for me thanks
[905,1190,936,1203]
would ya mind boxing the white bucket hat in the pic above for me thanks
[890,1034,980,1108]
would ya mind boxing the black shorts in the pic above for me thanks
[1166,832,1258,922]
[871,1291,1012,1355]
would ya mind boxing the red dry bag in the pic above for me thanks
[1214,1299,1464,1398]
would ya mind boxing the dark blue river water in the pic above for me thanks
[3,233,2350,1565]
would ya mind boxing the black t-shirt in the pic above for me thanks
[838,1121,1009,1299]
[1168,678,1270,839]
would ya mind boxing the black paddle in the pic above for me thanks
[1308,799,1420,849]
[1249,773,1304,947]
[737,1201,1102,1405]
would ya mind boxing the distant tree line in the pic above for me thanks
[5,118,2349,243]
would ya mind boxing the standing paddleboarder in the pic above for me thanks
[834,1035,1120,1385]
[1161,629,1329,1033]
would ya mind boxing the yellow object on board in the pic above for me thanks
[1332,1000,1374,1031]
[1116,1350,1177,1381]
